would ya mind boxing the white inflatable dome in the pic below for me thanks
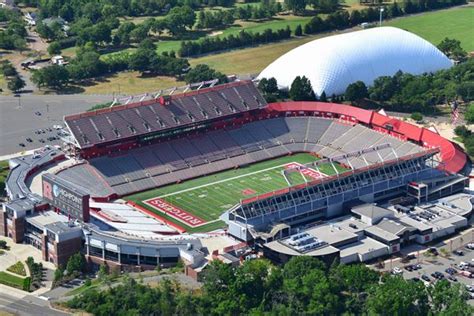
[258,27,453,96]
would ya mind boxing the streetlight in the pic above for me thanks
[379,8,384,27]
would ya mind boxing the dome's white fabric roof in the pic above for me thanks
[258,27,452,96]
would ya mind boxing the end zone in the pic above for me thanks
[144,197,207,227]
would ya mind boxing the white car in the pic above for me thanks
[467,243,474,250]
[392,267,403,275]
[53,125,62,130]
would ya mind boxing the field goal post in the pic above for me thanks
[281,163,329,187]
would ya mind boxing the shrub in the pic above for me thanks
[410,112,423,122]
[6,261,26,276]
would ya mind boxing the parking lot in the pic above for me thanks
[381,244,474,301]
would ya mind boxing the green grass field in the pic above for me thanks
[387,6,474,51]
[126,153,346,232]
[0,271,30,291]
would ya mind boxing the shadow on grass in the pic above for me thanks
[42,85,85,94]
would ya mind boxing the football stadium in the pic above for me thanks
[1,27,471,269]
[2,79,471,269]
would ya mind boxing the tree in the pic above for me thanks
[48,41,62,56]
[320,91,327,102]
[345,81,368,103]
[165,5,196,35]
[66,253,86,275]
[32,65,69,89]
[289,76,315,101]
[366,276,429,315]
[457,82,474,102]
[184,64,227,84]
[294,24,302,36]
[285,0,306,15]
[465,103,474,124]
[259,77,279,95]
[67,46,107,80]
[1,61,17,77]
[437,37,466,61]
[429,280,474,315]
[7,75,25,93]
[97,264,108,281]
[410,112,423,122]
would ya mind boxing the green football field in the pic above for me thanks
[126,153,346,232]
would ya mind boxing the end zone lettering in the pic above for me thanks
[285,163,325,180]
[145,198,206,227]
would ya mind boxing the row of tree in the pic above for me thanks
[27,0,176,22]
[0,60,25,93]
[196,9,235,29]
[31,39,228,89]
[285,0,339,15]
[234,2,282,21]
[25,257,44,291]
[0,8,27,51]
[179,26,291,56]
[304,0,466,35]
[344,54,473,113]
[66,256,473,315]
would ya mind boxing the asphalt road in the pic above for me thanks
[0,94,112,156]
[0,292,69,316]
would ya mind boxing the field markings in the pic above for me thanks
[156,162,300,199]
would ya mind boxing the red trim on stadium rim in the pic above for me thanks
[266,102,468,174]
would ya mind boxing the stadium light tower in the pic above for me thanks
[379,8,384,27]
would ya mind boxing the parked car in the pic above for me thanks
[466,285,474,293]
[413,264,422,270]
[19,143,25,147]
[459,262,470,270]
[447,275,457,282]
[410,277,421,282]
[458,270,472,278]
[445,268,456,275]
[428,247,438,255]
[421,274,431,282]
[431,271,444,279]
[392,267,403,275]
[453,249,464,256]
[404,265,414,272]
[466,243,474,250]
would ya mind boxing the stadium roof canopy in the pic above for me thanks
[258,27,453,96]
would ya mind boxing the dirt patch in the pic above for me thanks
[209,31,223,37]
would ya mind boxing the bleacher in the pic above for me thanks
[65,81,265,148]
[58,116,426,197]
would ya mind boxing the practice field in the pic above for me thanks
[387,6,474,51]
[126,153,346,232]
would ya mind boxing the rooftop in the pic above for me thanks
[351,204,393,221]
[265,239,340,257]
[44,221,81,235]
[375,218,414,236]
[306,222,359,246]
[364,225,400,243]
[27,210,69,229]
[339,237,388,258]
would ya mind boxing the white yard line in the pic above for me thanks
[158,162,295,198]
